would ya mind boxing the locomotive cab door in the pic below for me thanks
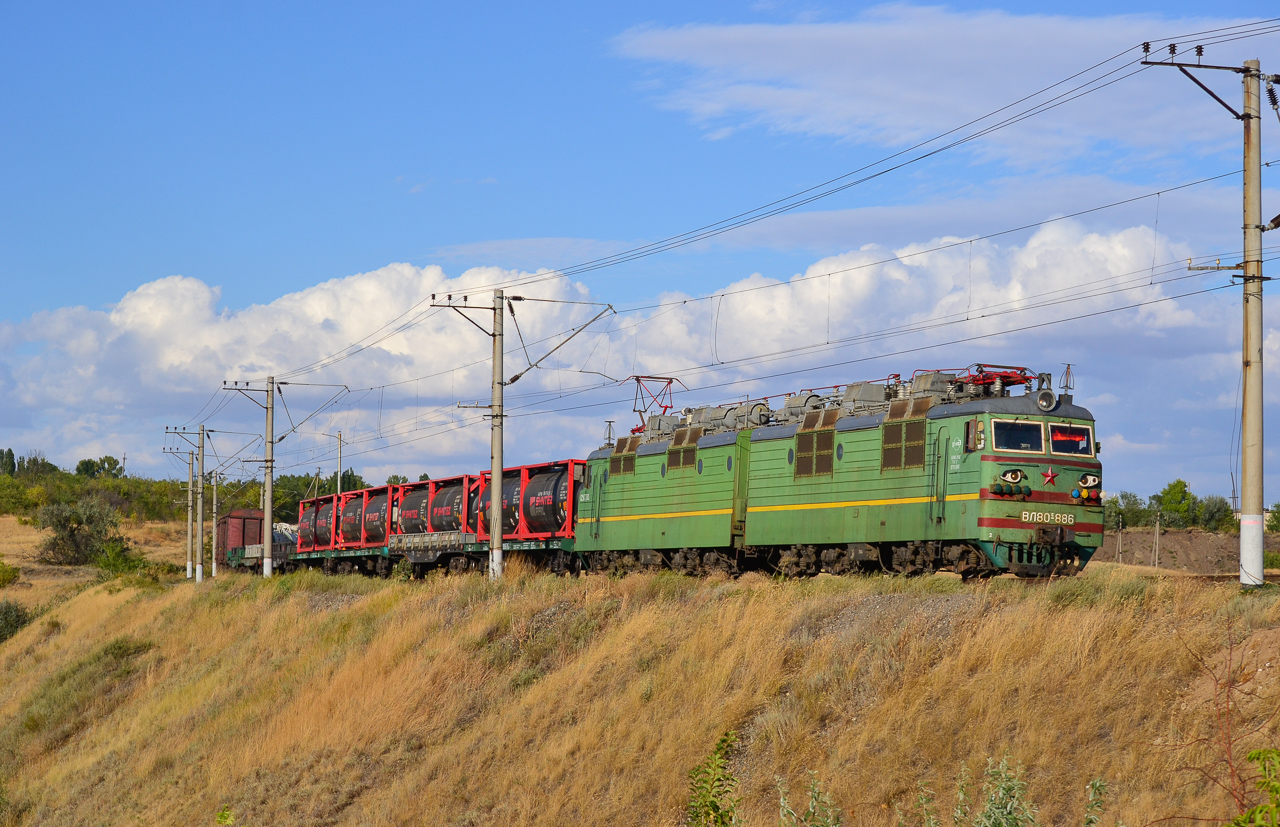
[730,431,751,545]
[930,426,952,527]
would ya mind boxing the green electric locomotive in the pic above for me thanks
[576,365,1102,578]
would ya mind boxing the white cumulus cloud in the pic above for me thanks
[0,219,1267,498]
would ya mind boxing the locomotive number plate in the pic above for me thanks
[1021,511,1075,525]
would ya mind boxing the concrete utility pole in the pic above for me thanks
[1240,59,1266,587]
[429,288,609,580]
[1145,49,1280,587]
[186,451,194,579]
[196,425,205,583]
[490,289,504,581]
[211,472,219,578]
[264,375,275,578]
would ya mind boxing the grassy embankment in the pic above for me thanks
[1,551,1278,826]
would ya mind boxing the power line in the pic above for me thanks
[272,274,1242,470]
[267,241,1277,466]
[264,24,1280,385]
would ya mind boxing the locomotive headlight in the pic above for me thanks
[1078,473,1100,489]
[999,469,1025,484]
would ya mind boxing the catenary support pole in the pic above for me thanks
[337,430,342,497]
[211,472,219,578]
[490,289,504,580]
[186,451,194,579]
[1241,59,1266,588]
[264,376,275,578]
[196,426,205,583]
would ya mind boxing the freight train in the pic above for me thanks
[223,365,1103,579]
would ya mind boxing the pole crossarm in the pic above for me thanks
[1140,59,1249,74]
[1187,258,1244,271]
[429,302,497,338]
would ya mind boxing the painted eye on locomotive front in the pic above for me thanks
[999,469,1025,484]
[1078,473,1100,488]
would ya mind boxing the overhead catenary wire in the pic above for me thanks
[275,281,1240,471]
[245,160,1273,409]
[188,22,1280,475]
[260,21,1280,385]
[214,231,1280,474]
[271,268,1251,471]
[266,242,1279,468]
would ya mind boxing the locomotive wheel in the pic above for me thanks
[376,557,391,578]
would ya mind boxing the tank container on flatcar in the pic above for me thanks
[434,482,469,532]
[339,495,364,547]
[298,502,318,551]
[523,468,570,533]
[315,498,336,547]
[363,488,391,545]
[476,473,522,536]
[398,484,432,534]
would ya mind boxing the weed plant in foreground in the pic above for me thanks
[0,565,1275,826]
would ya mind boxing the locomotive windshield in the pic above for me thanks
[992,420,1043,453]
[1049,423,1093,456]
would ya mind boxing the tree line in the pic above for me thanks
[0,446,429,523]
[1103,478,1266,532]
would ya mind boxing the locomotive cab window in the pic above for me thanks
[1049,423,1094,456]
[992,420,1044,454]
[964,418,985,453]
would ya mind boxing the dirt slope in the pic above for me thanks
[1,563,1277,827]
[1094,526,1280,574]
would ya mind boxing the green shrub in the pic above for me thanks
[688,731,741,826]
[778,772,842,826]
[35,497,123,565]
[1199,495,1236,532]
[0,475,33,515]
[0,600,33,646]
[1264,552,1280,570]
[92,538,149,576]
[0,556,19,588]
[1232,748,1280,825]
[897,756,1114,827]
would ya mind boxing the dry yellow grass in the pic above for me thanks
[0,562,1277,826]
[0,516,186,610]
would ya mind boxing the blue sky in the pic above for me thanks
[2,1,1279,504]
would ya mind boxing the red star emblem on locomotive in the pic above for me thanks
[1042,469,1058,486]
